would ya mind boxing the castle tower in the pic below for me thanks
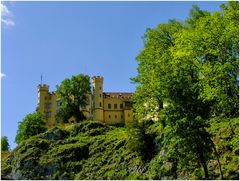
[92,76,104,122]
[38,84,49,114]
[37,84,57,127]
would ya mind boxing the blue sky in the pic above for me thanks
[1,1,226,149]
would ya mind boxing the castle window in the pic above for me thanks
[109,115,111,118]
[120,104,123,109]
[99,102,102,107]
[108,104,111,109]
[45,103,52,109]
[46,112,51,118]
[128,113,130,117]
[114,104,117,109]
[115,115,117,119]
[125,101,132,108]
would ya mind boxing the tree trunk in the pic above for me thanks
[171,159,178,179]
[213,144,224,179]
[199,150,209,179]
[209,136,224,179]
[202,160,209,179]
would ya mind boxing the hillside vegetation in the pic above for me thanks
[1,2,238,180]
[1,119,238,180]
[2,121,144,180]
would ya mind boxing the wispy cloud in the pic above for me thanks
[1,3,15,26]
[1,73,6,79]
[2,18,14,26]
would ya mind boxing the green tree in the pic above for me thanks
[56,74,91,123]
[132,1,238,179]
[1,136,10,151]
[126,120,155,162]
[131,19,183,123]
[15,112,47,144]
[185,5,210,28]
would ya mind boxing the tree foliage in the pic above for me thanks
[1,136,10,151]
[15,112,47,144]
[56,74,91,123]
[126,120,156,162]
[2,2,238,180]
[132,1,238,179]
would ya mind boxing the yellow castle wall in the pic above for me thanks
[38,76,133,127]
[38,85,58,128]
[92,76,104,122]
[124,109,133,124]
[103,97,125,124]
[81,94,92,120]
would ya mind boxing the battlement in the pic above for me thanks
[38,84,49,87]
[92,76,104,82]
[38,84,49,91]
[103,92,133,99]
[38,84,56,96]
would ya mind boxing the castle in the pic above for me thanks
[37,76,133,127]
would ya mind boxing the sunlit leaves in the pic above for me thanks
[132,1,238,179]
[56,74,91,123]
[15,112,47,144]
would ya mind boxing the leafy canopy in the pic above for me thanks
[132,1,238,179]
[1,136,10,151]
[56,74,91,123]
[15,112,47,144]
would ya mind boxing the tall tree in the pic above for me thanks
[132,1,238,179]
[15,112,47,144]
[131,19,183,123]
[1,136,10,151]
[56,74,91,123]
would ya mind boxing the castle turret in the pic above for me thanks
[38,84,49,113]
[92,76,104,122]
[37,84,57,127]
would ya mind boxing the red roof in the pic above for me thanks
[103,92,133,99]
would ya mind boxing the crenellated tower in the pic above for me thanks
[38,84,49,113]
[92,76,104,122]
[37,84,57,127]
